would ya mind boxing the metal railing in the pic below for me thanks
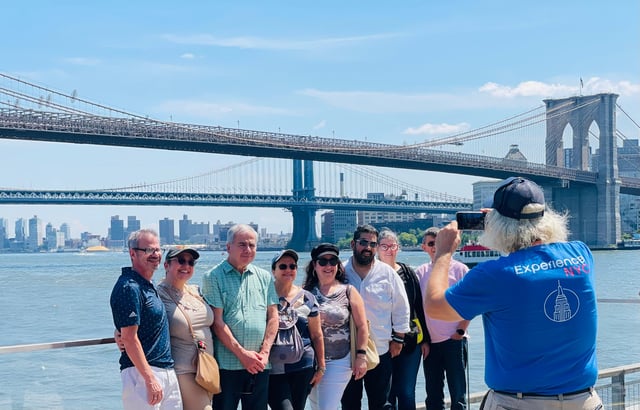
[2,338,639,409]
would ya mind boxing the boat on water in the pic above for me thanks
[453,244,501,267]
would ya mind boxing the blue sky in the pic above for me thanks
[1,1,638,238]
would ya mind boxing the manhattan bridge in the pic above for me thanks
[0,73,639,250]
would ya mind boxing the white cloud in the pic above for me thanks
[180,53,196,59]
[479,78,640,98]
[313,120,326,130]
[63,57,101,66]
[403,122,470,136]
[162,32,402,51]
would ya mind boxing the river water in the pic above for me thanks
[0,249,638,409]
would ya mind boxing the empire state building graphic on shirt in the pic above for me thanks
[544,281,580,322]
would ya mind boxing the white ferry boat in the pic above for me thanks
[453,244,501,267]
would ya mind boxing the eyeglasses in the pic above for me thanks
[317,258,339,267]
[356,239,378,248]
[132,247,163,255]
[174,257,196,267]
[425,241,436,247]
[379,243,398,251]
[278,263,297,270]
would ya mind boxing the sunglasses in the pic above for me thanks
[317,258,339,267]
[356,239,378,248]
[425,241,436,247]
[278,263,297,270]
[173,257,196,267]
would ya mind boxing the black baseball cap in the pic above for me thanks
[491,177,545,220]
[165,247,200,261]
[311,243,339,260]
[271,249,299,269]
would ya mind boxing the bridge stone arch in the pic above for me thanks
[544,93,621,247]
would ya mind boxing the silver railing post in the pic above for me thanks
[611,372,625,410]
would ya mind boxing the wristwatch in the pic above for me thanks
[456,329,465,336]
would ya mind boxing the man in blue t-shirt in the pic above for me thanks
[110,229,181,409]
[425,177,603,410]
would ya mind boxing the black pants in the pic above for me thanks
[213,369,270,410]
[267,367,315,410]
[341,351,393,410]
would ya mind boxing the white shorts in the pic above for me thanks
[121,366,182,410]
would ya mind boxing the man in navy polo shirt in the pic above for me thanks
[110,229,182,409]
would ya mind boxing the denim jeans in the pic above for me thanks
[389,344,423,410]
[341,351,393,410]
[423,338,468,410]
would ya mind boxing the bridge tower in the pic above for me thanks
[287,159,319,251]
[544,93,621,247]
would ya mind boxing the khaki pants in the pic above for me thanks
[481,389,603,410]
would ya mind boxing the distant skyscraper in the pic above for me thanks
[179,214,192,241]
[59,223,71,241]
[46,223,59,250]
[108,215,125,249]
[124,216,141,244]
[15,218,26,242]
[159,217,175,245]
[28,215,43,249]
[127,215,141,231]
[0,218,7,248]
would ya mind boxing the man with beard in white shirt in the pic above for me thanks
[341,224,411,410]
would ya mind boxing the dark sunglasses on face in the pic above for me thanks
[317,258,339,267]
[425,241,436,247]
[174,257,196,267]
[278,263,297,270]
[357,239,378,248]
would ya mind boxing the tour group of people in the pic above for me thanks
[110,176,604,410]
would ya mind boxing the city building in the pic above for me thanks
[124,216,141,243]
[357,192,419,226]
[59,223,71,242]
[0,218,7,248]
[108,215,125,249]
[28,215,43,250]
[159,217,175,245]
[320,210,356,243]
[15,218,26,243]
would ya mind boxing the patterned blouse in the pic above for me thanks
[310,283,351,361]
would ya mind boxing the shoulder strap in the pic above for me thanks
[290,288,305,305]
[346,284,352,311]
[163,284,197,341]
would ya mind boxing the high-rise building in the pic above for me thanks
[28,215,43,250]
[159,217,175,245]
[108,215,125,249]
[179,215,192,241]
[15,218,26,242]
[59,223,71,241]
[0,218,7,248]
[124,216,141,243]
[321,210,356,243]
[46,223,61,250]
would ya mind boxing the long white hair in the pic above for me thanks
[479,205,569,254]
